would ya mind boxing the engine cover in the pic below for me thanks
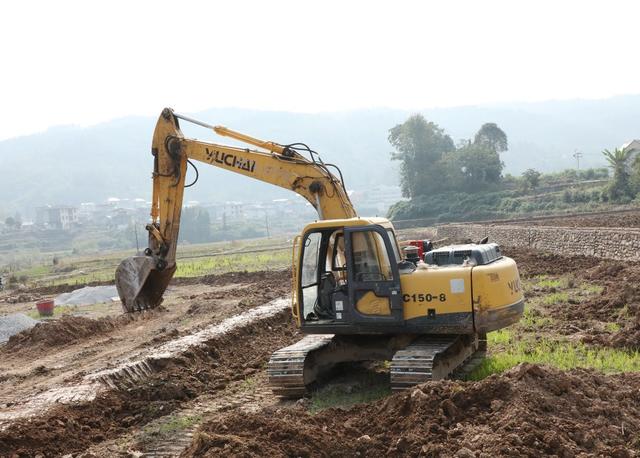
[424,243,502,266]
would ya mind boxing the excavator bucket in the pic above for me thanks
[115,256,176,312]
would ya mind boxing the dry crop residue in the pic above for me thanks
[185,363,640,457]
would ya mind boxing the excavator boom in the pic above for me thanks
[115,108,355,311]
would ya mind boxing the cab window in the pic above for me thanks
[351,231,394,282]
[300,232,321,316]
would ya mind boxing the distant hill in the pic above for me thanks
[1,95,639,217]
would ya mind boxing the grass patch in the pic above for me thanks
[26,304,78,320]
[9,236,293,288]
[470,335,640,381]
[543,292,569,305]
[309,369,390,413]
[174,249,290,277]
[140,414,203,443]
[536,276,563,289]
[618,304,632,320]
[581,283,604,295]
[605,322,621,333]
[239,374,259,391]
[488,329,512,346]
[521,306,552,329]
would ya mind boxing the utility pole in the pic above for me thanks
[133,219,140,254]
[573,150,583,170]
[265,212,270,237]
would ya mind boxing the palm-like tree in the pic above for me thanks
[602,148,631,171]
[602,148,632,199]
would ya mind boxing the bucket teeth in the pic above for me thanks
[115,256,176,312]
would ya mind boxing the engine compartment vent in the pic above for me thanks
[424,243,502,266]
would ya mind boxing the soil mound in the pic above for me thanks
[4,315,132,352]
[175,268,290,288]
[186,364,640,457]
[504,247,599,278]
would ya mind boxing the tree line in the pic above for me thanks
[389,115,507,198]
[389,114,636,204]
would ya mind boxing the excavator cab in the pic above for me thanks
[296,218,405,333]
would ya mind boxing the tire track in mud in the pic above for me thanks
[0,298,300,457]
[89,298,291,390]
[89,373,280,457]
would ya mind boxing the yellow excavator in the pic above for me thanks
[115,108,524,396]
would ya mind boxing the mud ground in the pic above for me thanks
[508,247,640,350]
[2,234,640,456]
[0,269,291,456]
[183,246,640,458]
[186,363,640,457]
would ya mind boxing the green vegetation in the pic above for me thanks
[521,307,552,329]
[580,283,604,295]
[542,292,569,305]
[26,304,77,320]
[1,236,292,288]
[140,414,203,443]
[389,116,504,199]
[469,332,640,381]
[309,369,390,413]
[385,113,640,222]
[535,276,563,289]
[605,322,621,333]
[174,249,290,277]
[603,148,634,201]
[469,273,640,381]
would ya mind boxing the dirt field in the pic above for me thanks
[503,209,640,228]
[186,364,640,457]
[1,225,640,457]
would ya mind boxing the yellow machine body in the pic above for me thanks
[292,218,524,336]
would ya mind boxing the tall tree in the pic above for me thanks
[389,114,454,198]
[603,148,633,200]
[521,168,541,192]
[440,143,504,191]
[473,123,508,153]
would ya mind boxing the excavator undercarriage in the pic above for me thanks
[267,333,486,396]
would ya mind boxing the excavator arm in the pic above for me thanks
[115,108,356,312]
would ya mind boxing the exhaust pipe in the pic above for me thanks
[115,256,176,312]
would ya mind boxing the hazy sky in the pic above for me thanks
[2,0,639,140]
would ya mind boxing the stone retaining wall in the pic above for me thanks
[436,224,640,261]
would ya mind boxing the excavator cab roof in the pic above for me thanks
[302,217,393,232]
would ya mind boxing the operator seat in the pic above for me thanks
[314,272,337,319]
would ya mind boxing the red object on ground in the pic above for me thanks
[36,299,55,317]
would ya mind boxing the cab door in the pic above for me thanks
[344,225,403,324]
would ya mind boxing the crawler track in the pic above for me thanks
[267,334,335,397]
[390,334,480,390]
